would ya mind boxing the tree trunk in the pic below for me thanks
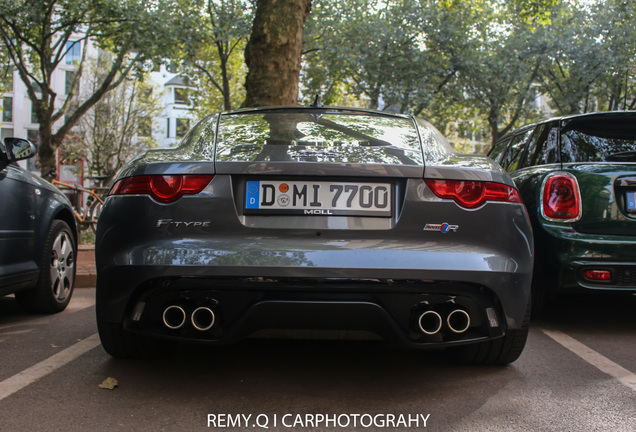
[243,0,312,108]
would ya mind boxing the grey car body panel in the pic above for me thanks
[0,143,76,294]
[96,107,533,347]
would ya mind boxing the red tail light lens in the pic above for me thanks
[541,173,581,222]
[582,269,612,282]
[110,175,214,203]
[425,179,522,209]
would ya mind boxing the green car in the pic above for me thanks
[489,111,636,315]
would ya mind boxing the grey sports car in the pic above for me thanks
[95,106,533,364]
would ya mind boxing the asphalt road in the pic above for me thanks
[0,288,635,432]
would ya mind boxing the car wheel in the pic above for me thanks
[446,303,530,366]
[96,316,175,359]
[16,220,76,314]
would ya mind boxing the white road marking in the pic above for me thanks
[541,328,636,392]
[0,333,101,401]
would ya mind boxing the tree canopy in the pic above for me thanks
[0,0,186,176]
[2,0,635,160]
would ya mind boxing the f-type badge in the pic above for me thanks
[424,223,459,233]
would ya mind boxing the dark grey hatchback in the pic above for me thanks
[0,138,77,313]
[96,106,533,364]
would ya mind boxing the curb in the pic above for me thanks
[77,245,96,288]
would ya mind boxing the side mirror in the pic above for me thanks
[3,137,37,161]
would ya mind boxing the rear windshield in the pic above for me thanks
[561,117,636,163]
[216,111,423,165]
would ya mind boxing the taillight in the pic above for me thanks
[582,269,612,282]
[110,175,214,203]
[425,179,522,209]
[541,173,581,222]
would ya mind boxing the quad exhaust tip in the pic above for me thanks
[191,307,215,331]
[163,305,187,329]
[418,310,443,335]
[162,305,216,331]
[417,308,471,335]
[447,309,471,334]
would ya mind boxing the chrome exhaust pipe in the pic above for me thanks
[447,309,470,334]
[418,310,443,335]
[163,305,187,329]
[191,307,215,331]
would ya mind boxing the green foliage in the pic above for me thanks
[3,0,634,156]
[302,0,635,150]
[175,0,254,114]
[0,0,188,175]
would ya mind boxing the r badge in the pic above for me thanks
[424,223,459,233]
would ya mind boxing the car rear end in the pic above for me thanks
[95,108,533,363]
[536,113,636,294]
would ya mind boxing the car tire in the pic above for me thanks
[15,220,76,314]
[446,303,530,365]
[96,318,175,359]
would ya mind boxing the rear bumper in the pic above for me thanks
[96,266,530,348]
[538,224,636,292]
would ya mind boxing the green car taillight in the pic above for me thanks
[541,172,582,222]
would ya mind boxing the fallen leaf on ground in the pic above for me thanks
[98,377,118,390]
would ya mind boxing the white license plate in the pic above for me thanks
[245,180,392,216]
[627,191,636,212]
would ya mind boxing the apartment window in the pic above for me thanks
[166,118,171,138]
[66,41,82,65]
[166,62,178,73]
[32,80,42,93]
[2,97,12,122]
[1,128,14,141]
[31,103,39,124]
[27,129,40,145]
[176,118,190,138]
[65,71,76,94]
[174,88,189,105]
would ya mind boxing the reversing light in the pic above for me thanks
[425,179,522,209]
[541,173,581,222]
[110,175,214,203]
[582,270,612,282]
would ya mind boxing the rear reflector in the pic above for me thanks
[425,179,522,209]
[110,175,214,203]
[541,173,581,222]
[582,270,612,282]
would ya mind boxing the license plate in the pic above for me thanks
[627,191,636,212]
[245,180,392,216]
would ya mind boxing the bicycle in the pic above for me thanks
[51,177,107,233]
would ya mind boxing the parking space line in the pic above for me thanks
[541,328,636,392]
[0,333,100,401]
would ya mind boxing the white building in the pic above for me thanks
[149,66,196,149]
[1,45,197,181]
[1,37,97,179]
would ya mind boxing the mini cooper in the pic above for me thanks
[489,111,636,315]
